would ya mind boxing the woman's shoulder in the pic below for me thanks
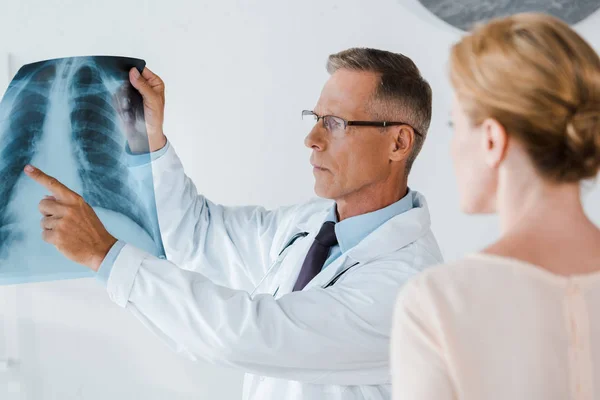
[411,253,503,286]
[398,253,538,307]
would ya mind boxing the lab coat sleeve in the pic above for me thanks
[390,276,456,400]
[134,141,303,290]
[107,243,422,385]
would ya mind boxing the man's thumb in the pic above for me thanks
[129,68,153,99]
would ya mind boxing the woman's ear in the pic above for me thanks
[481,118,508,169]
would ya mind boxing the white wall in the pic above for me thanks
[1,0,599,399]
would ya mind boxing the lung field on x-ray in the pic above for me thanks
[0,56,163,284]
[68,63,153,237]
[0,62,56,258]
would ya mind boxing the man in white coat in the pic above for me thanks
[26,48,443,399]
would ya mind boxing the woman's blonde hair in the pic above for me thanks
[450,13,600,182]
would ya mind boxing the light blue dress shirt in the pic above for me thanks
[321,191,414,269]
[96,141,414,284]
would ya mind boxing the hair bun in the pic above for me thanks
[563,102,600,181]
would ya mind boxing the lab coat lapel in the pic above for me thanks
[295,191,433,291]
[288,208,358,292]
[273,230,316,295]
[302,254,356,291]
[346,193,432,263]
[273,208,329,295]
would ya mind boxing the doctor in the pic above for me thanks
[26,48,442,400]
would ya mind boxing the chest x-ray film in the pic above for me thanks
[0,56,165,285]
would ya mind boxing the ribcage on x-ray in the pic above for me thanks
[68,63,154,238]
[0,58,155,258]
[0,63,55,255]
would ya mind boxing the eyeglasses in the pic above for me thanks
[302,110,422,138]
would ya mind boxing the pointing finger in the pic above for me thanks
[25,165,77,202]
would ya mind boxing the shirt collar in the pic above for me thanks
[325,189,415,253]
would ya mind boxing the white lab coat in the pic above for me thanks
[106,143,443,400]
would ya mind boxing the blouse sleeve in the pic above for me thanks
[390,275,456,400]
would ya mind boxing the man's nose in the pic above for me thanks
[304,124,327,151]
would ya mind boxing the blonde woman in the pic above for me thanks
[391,13,600,400]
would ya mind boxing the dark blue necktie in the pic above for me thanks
[292,221,338,291]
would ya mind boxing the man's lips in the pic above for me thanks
[311,163,328,172]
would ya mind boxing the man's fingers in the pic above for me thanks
[142,68,164,91]
[38,198,67,217]
[41,228,56,244]
[131,67,164,90]
[129,68,155,99]
[141,67,159,81]
[41,216,61,230]
[25,165,76,201]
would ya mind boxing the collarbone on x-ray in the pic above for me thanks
[0,56,165,285]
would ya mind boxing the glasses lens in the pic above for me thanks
[323,115,345,134]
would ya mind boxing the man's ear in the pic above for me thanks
[390,126,414,162]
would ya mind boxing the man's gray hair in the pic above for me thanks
[327,48,432,175]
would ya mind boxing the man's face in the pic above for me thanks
[305,69,396,200]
